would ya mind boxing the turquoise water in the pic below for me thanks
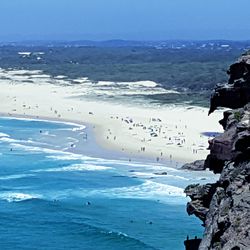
[0,117,211,250]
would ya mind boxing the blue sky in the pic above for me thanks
[0,0,250,41]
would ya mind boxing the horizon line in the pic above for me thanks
[1,38,250,44]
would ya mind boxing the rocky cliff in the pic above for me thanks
[185,54,250,250]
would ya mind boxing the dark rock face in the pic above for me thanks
[227,61,250,85]
[209,56,250,115]
[208,81,250,115]
[185,183,218,222]
[182,160,206,171]
[205,104,250,174]
[185,55,250,250]
[200,162,250,250]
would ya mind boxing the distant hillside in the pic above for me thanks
[0,41,250,106]
[1,39,250,49]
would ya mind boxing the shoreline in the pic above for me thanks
[0,112,182,168]
[0,113,220,190]
[0,70,224,164]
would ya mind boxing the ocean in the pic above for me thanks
[0,117,216,250]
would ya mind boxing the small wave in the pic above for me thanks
[0,137,50,147]
[59,125,86,132]
[0,132,10,137]
[26,139,49,146]
[33,163,113,173]
[163,174,189,180]
[119,180,185,197]
[73,77,89,83]
[10,143,51,152]
[46,154,92,161]
[65,219,156,250]
[0,174,35,180]
[72,125,86,131]
[10,143,69,155]
[41,131,55,136]
[0,116,85,132]
[105,230,128,238]
[9,143,91,162]
[85,158,179,172]
[130,172,154,177]
[142,165,180,173]
[96,80,158,88]
[133,80,158,88]
[130,171,189,180]
[66,137,79,143]
[99,230,156,249]
[81,180,185,201]
[0,137,19,143]
[0,192,41,202]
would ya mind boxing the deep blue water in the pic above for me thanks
[0,117,215,250]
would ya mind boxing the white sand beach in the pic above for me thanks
[0,68,223,163]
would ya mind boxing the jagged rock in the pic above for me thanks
[208,81,250,115]
[209,56,250,115]
[227,60,250,84]
[185,55,250,250]
[218,108,244,130]
[185,183,218,222]
[204,155,225,174]
[181,160,206,171]
[205,104,250,174]
[199,162,250,250]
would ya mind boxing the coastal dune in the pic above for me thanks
[0,68,223,163]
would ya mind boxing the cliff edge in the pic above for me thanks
[185,54,250,250]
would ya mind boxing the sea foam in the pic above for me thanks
[33,163,112,173]
[0,192,41,202]
[0,174,35,180]
[0,132,10,137]
[77,180,185,202]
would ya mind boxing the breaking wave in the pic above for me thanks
[0,192,42,202]
[33,163,113,173]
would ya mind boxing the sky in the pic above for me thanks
[0,0,250,41]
